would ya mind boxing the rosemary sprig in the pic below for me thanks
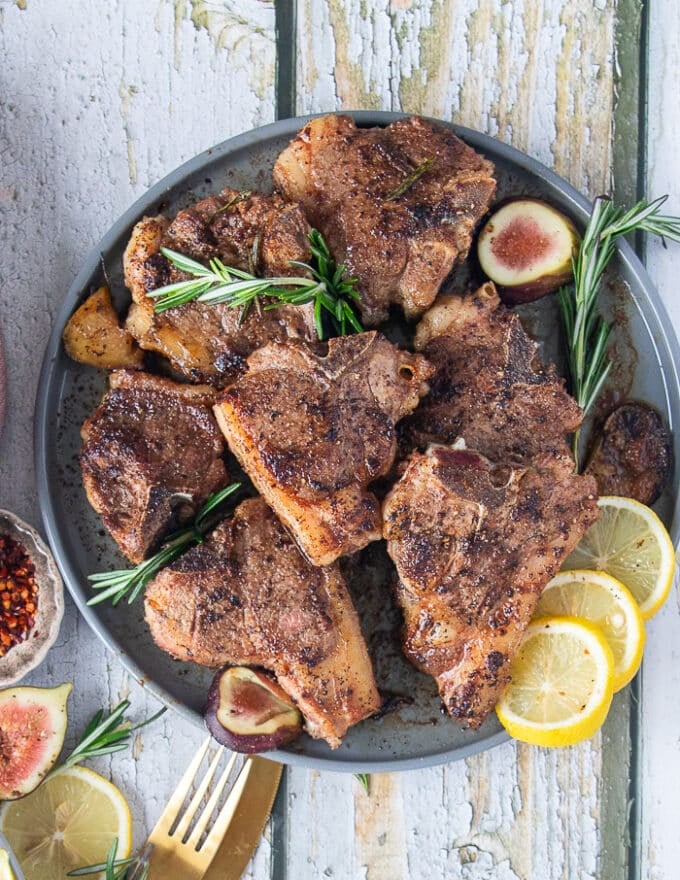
[87,481,241,606]
[385,157,433,201]
[61,704,162,878]
[68,840,141,879]
[558,194,680,468]
[149,229,362,341]
[54,699,166,775]
[68,839,149,880]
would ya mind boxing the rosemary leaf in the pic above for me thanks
[385,157,433,201]
[87,482,241,606]
[210,189,252,219]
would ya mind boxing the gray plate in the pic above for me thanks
[34,112,680,772]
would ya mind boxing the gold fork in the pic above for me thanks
[141,737,258,879]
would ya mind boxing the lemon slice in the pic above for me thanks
[0,850,15,880]
[496,616,614,747]
[562,496,676,620]
[0,766,132,880]
[535,570,645,691]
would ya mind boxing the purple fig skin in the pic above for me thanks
[495,268,575,305]
[477,196,580,305]
[204,666,303,754]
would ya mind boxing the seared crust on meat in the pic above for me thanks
[144,498,381,747]
[81,370,229,563]
[273,114,496,325]
[383,445,600,727]
[123,189,317,387]
[585,403,673,504]
[405,282,583,460]
[213,332,433,566]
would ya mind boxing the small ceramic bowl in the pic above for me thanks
[0,510,64,686]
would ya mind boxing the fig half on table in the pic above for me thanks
[205,666,303,754]
[477,197,580,304]
[0,682,72,800]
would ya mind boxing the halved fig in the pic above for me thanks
[585,403,673,505]
[0,682,72,799]
[205,667,303,754]
[477,197,580,304]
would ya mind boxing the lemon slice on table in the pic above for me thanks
[496,616,615,747]
[535,570,645,692]
[562,496,676,620]
[0,766,132,880]
[0,850,15,880]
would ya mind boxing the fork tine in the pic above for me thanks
[192,757,255,859]
[149,737,211,837]
[172,745,225,841]
[185,751,238,850]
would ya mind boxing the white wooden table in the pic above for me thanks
[1,1,678,877]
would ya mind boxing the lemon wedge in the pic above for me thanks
[496,616,614,747]
[535,570,645,691]
[0,850,15,880]
[0,765,132,880]
[562,496,676,620]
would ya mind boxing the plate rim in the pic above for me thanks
[34,111,680,772]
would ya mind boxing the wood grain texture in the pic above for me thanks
[290,2,623,878]
[0,0,275,873]
[641,1,680,877]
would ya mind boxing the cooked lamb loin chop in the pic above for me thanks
[383,445,599,728]
[81,370,229,564]
[124,188,317,387]
[404,282,583,461]
[213,332,433,566]
[273,114,496,325]
[145,497,381,747]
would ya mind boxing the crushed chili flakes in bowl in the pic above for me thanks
[0,534,39,656]
[0,510,64,685]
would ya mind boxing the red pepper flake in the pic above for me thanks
[0,534,38,657]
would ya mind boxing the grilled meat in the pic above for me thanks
[214,332,433,566]
[383,444,599,727]
[585,403,673,505]
[124,188,316,387]
[145,497,381,747]
[404,282,583,461]
[81,370,228,563]
[273,114,496,325]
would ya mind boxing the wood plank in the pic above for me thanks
[0,1,275,874]
[290,2,623,878]
[641,1,680,877]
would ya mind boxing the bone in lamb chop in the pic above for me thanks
[383,445,599,728]
[273,114,496,326]
[213,332,433,567]
[124,188,317,387]
[80,370,229,564]
[145,497,381,748]
[402,281,584,461]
